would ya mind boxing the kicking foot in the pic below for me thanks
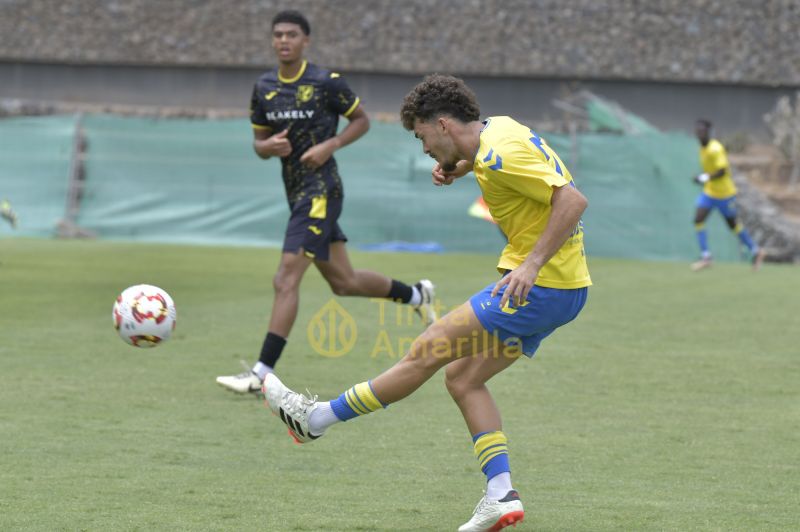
[263,373,322,443]
[458,490,524,532]
[690,257,712,272]
[752,248,766,272]
[414,279,438,326]
[216,366,262,394]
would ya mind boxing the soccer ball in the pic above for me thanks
[113,284,177,348]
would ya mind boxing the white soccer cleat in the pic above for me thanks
[414,279,438,326]
[690,257,713,272]
[458,490,524,532]
[216,370,262,394]
[263,373,322,444]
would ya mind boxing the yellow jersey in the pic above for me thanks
[699,139,737,198]
[472,116,591,289]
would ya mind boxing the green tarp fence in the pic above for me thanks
[0,114,742,261]
[0,115,74,237]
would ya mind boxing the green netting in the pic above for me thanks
[76,115,503,254]
[0,115,75,237]
[587,99,659,135]
[3,115,743,261]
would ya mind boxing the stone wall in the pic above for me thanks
[1,0,799,86]
[734,173,800,263]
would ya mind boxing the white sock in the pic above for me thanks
[486,472,513,501]
[252,362,273,381]
[408,285,422,306]
[308,402,341,435]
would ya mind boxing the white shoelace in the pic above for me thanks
[235,360,254,378]
[472,494,491,515]
[282,388,318,416]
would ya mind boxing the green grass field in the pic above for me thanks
[0,238,798,531]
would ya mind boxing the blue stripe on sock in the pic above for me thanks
[330,393,359,421]
[472,431,490,443]
[696,229,708,254]
[737,229,756,253]
[367,380,388,408]
[482,453,510,480]
[349,387,373,414]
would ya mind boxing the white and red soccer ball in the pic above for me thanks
[113,284,176,347]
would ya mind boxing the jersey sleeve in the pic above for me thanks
[709,143,729,171]
[249,85,269,130]
[488,137,570,205]
[324,73,361,117]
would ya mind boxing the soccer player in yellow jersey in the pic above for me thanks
[263,75,591,531]
[691,119,764,271]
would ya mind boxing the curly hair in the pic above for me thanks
[400,74,480,130]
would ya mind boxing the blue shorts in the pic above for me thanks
[696,193,737,219]
[469,282,588,358]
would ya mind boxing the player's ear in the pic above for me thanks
[438,116,448,132]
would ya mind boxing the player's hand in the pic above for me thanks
[491,262,539,309]
[432,163,457,186]
[432,160,472,186]
[693,173,710,185]
[264,129,292,157]
[300,139,338,168]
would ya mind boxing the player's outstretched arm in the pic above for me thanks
[493,184,587,307]
[300,106,370,168]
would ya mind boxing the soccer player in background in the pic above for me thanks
[216,10,436,394]
[691,119,764,271]
[1,199,18,229]
[263,75,592,531]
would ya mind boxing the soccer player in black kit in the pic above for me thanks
[217,10,436,394]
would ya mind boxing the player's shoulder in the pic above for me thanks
[254,68,279,90]
[707,138,727,153]
[302,62,344,83]
[482,116,532,150]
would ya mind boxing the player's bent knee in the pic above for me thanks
[444,367,480,400]
[328,279,355,297]
[444,370,465,399]
[272,273,302,295]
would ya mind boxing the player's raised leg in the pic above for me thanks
[719,197,764,271]
[264,300,527,528]
[263,301,496,440]
[315,241,437,324]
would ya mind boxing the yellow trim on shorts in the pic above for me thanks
[309,196,327,219]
